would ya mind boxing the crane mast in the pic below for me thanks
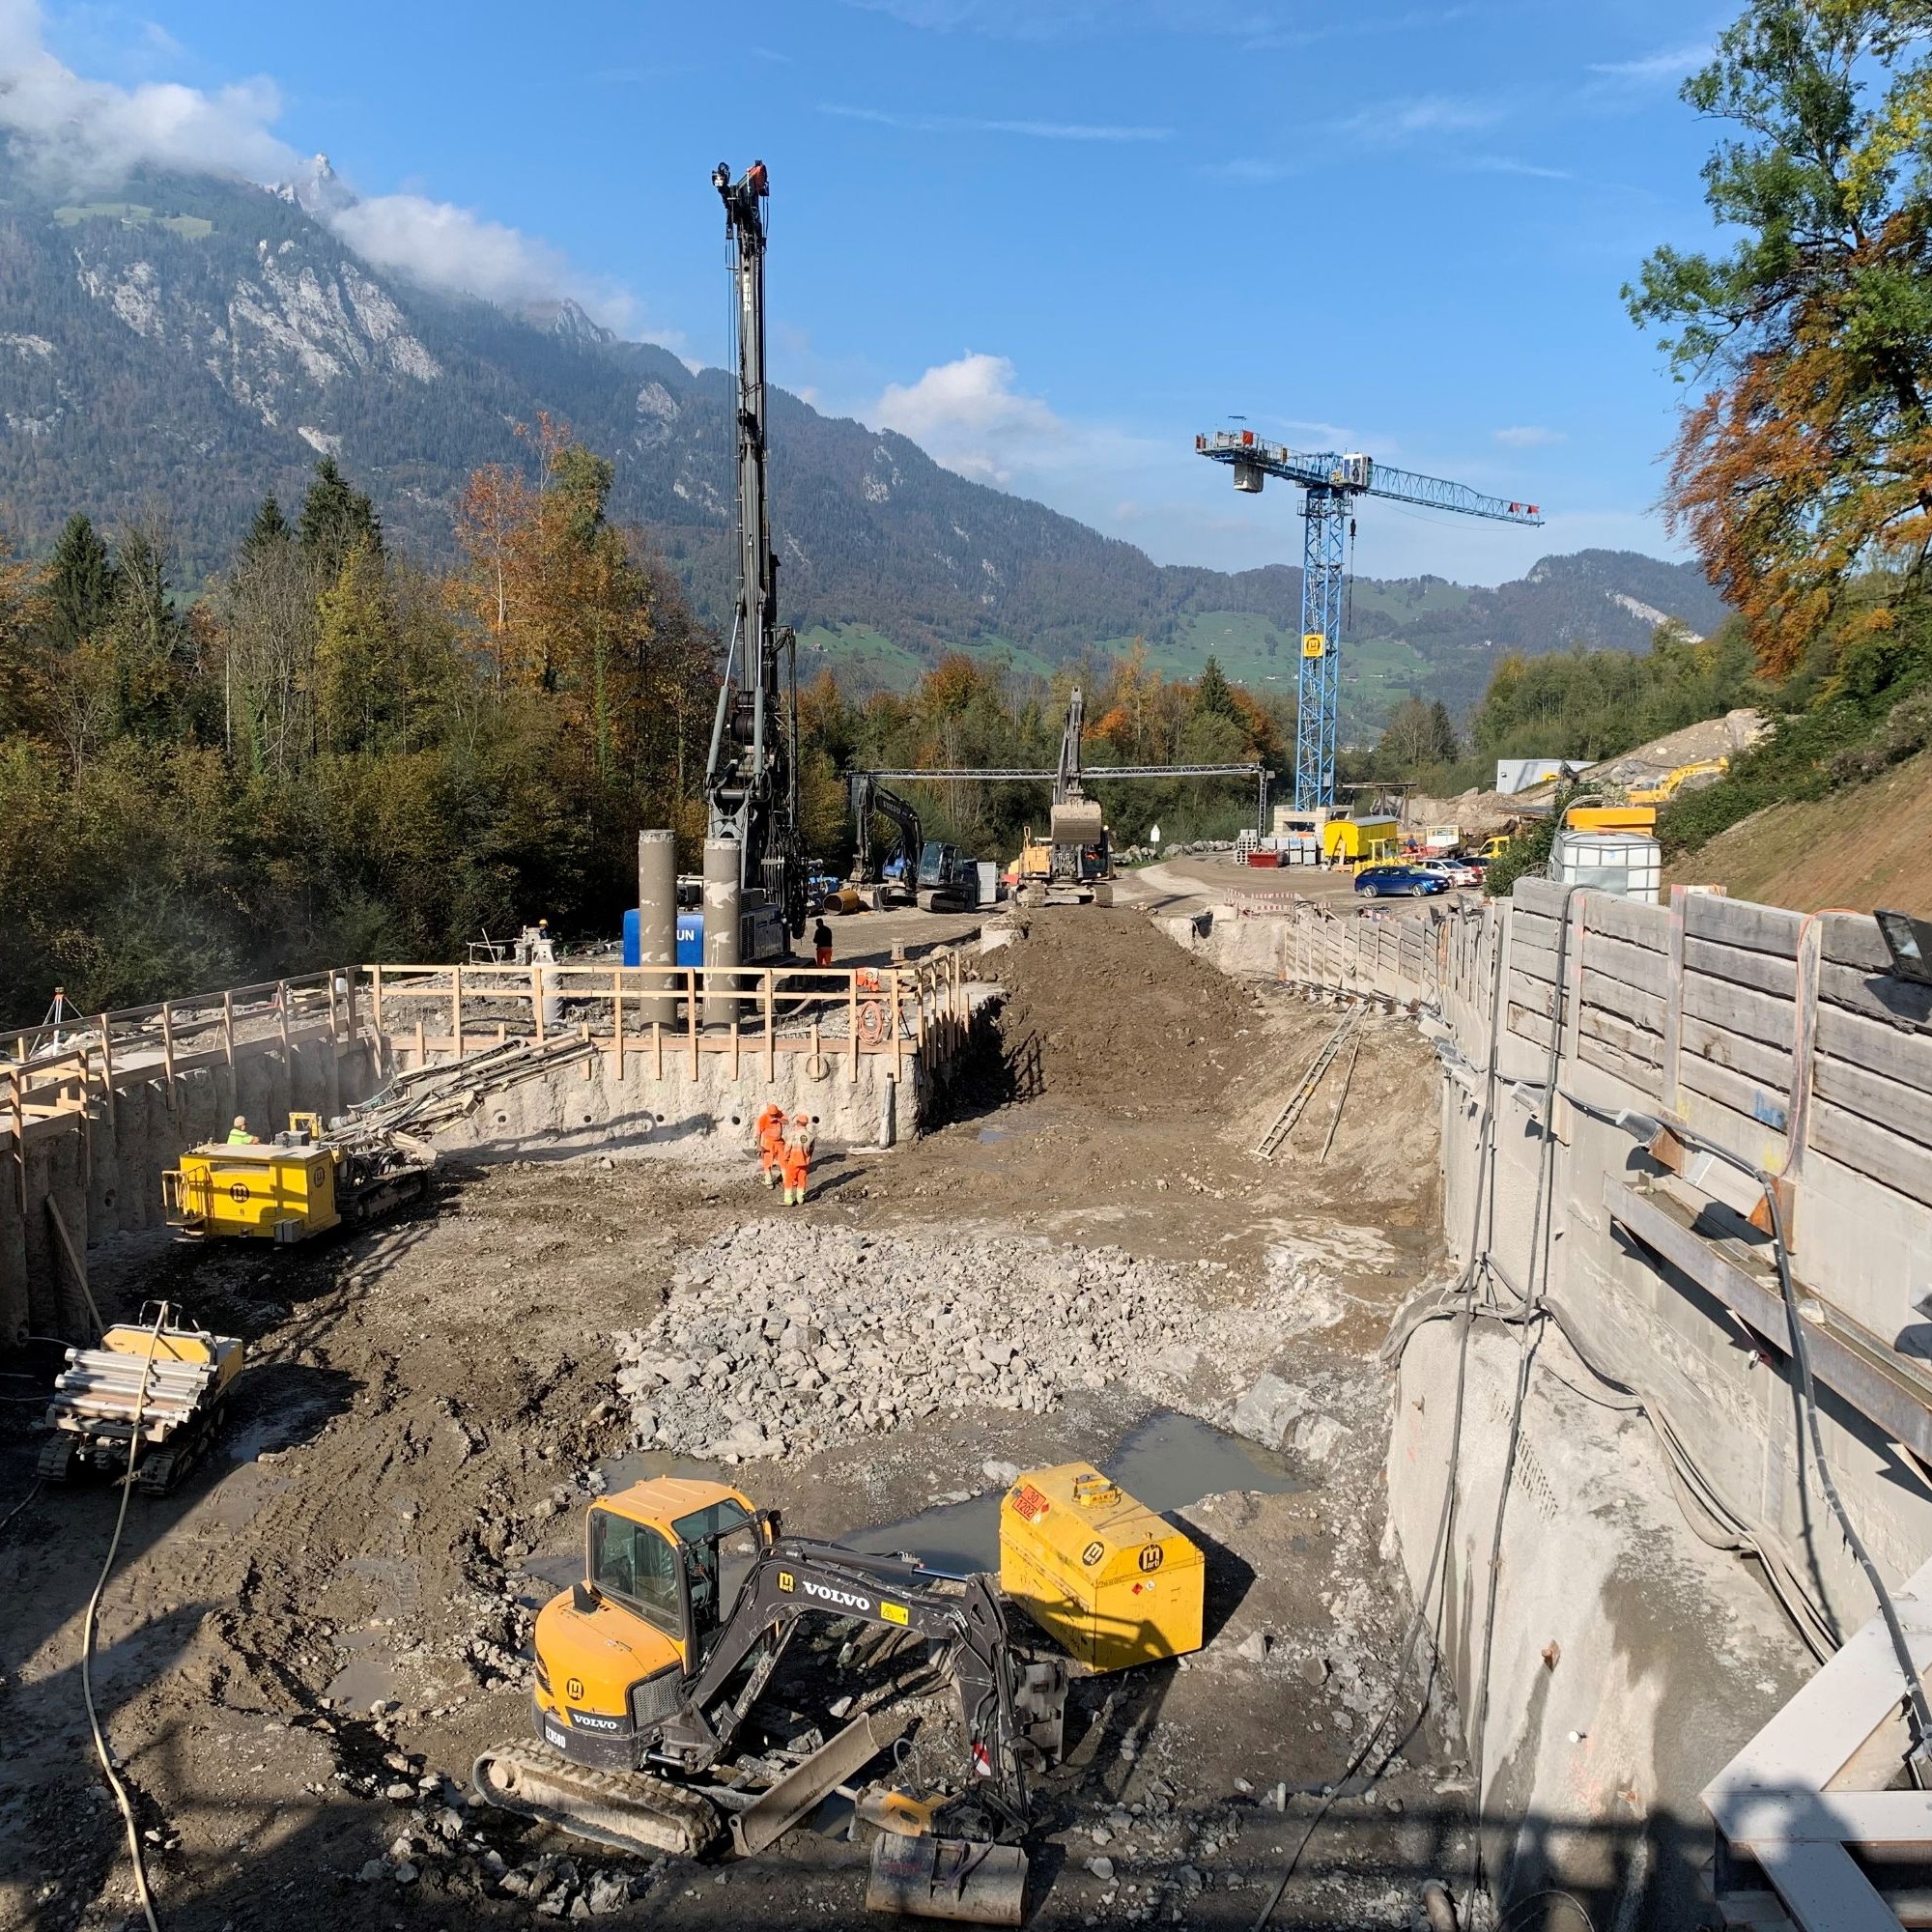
[1196,429,1546,812]
[706,159,805,952]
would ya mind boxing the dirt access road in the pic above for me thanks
[1,909,1464,1932]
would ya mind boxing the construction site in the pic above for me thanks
[9,156,1932,1932]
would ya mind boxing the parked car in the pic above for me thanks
[1354,864,1451,898]
[1419,858,1482,888]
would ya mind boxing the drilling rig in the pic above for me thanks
[704,160,807,961]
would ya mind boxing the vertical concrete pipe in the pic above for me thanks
[637,829,677,1026]
[702,837,743,1026]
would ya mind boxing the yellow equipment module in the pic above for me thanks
[999,1463,1204,1673]
[163,1128,340,1242]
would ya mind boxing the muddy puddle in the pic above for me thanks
[847,1410,1306,1573]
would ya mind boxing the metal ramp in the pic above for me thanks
[1254,1009,1361,1160]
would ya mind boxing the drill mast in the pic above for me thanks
[706,159,806,945]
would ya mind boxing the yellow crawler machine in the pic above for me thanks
[164,1112,435,1242]
[40,1302,244,1493]
[1629,756,1728,806]
[474,1476,1065,1915]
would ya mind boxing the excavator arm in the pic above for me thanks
[669,1536,1065,1838]
[850,776,924,887]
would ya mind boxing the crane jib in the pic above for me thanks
[1194,424,1548,810]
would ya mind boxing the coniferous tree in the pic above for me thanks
[1193,654,1238,724]
[244,495,291,553]
[298,458,383,582]
[44,512,117,651]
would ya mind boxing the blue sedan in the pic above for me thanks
[1354,864,1451,898]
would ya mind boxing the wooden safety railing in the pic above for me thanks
[1,968,361,1168]
[3,949,984,1178]
[360,951,977,1089]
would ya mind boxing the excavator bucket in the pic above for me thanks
[865,1833,1029,1926]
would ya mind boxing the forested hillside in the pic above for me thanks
[0,147,1725,723]
[0,435,1284,1022]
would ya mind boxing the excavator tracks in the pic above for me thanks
[472,1742,724,1860]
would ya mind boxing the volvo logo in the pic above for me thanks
[801,1578,872,1612]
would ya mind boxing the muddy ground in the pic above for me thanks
[1,908,1467,1932]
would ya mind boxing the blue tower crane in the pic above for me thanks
[1195,430,1547,812]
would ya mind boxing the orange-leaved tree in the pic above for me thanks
[1627,0,1932,674]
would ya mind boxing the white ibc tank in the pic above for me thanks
[1548,830,1662,904]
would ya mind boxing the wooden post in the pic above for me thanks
[731,1018,741,1080]
[688,970,699,1077]
[98,1013,115,1128]
[8,1066,24,1214]
[848,973,860,1083]
[764,971,776,1082]
[532,965,546,1044]
[44,1195,104,1339]
[810,1018,821,1073]
[452,964,465,1064]
[653,1019,664,1080]
[277,980,291,1062]
[414,1016,426,1068]
[891,971,903,1081]
[581,1022,593,1080]
[372,963,385,1040]
[160,1000,177,1114]
[611,969,624,1080]
[1661,885,1688,1117]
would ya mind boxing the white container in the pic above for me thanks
[1548,830,1662,904]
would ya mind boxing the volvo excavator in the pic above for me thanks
[847,773,924,908]
[703,159,808,962]
[474,1477,1066,1919]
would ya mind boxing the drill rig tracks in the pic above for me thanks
[470,1741,726,1860]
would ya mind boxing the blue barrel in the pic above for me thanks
[622,907,640,968]
[675,909,703,968]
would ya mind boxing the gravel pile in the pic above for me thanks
[612,1221,1322,1463]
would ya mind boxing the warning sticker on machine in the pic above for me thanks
[1009,1483,1052,1523]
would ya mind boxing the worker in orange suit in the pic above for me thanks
[780,1116,816,1207]
[755,1102,787,1187]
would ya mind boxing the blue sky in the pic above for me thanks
[15,0,1736,584]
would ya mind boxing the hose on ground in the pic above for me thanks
[81,1300,166,1932]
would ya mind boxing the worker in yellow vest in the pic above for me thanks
[226,1116,259,1146]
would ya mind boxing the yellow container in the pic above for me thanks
[999,1463,1204,1673]
[1565,805,1657,833]
[165,1141,340,1240]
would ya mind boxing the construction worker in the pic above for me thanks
[226,1115,258,1146]
[779,1115,815,1207]
[754,1102,787,1188]
[812,918,834,968]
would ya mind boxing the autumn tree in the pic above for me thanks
[1628,1,1932,671]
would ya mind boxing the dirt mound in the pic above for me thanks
[986,907,1269,1114]
[1666,746,1932,915]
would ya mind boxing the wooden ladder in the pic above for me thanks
[1254,1009,1361,1160]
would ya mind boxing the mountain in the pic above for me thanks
[0,150,1729,728]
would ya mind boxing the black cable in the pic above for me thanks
[1254,905,1511,1929]
[1762,1180,1932,1769]
[1495,1888,1598,1932]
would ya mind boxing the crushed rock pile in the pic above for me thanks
[612,1220,1333,1463]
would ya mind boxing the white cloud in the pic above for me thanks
[0,0,656,334]
[328,193,634,331]
[1337,94,1504,143]
[1493,424,1567,447]
[841,0,1277,38]
[1588,42,1711,83]
[821,102,1170,142]
[871,352,1065,484]
[1461,155,1572,182]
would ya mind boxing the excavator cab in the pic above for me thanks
[531,1478,766,1765]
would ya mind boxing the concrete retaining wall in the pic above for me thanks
[1157,879,1932,1925]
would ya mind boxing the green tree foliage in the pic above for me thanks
[1627,1,1932,673]
[297,456,383,581]
[44,512,116,651]
[0,437,717,1017]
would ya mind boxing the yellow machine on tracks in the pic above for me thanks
[473,1475,1067,1921]
[163,1112,436,1243]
